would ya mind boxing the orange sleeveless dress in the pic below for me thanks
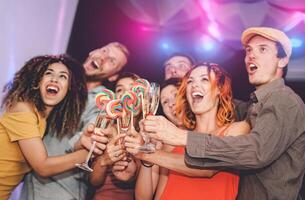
[160,147,239,200]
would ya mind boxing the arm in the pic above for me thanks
[135,163,160,200]
[89,157,108,187]
[19,138,88,177]
[185,94,304,170]
[154,167,169,200]
[7,102,89,178]
[124,128,217,177]
[138,150,217,177]
[89,133,126,186]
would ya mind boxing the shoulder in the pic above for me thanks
[225,121,251,136]
[7,102,35,113]
[269,85,303,108]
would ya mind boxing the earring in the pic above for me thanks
[32,85,39,90]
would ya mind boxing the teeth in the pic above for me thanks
[47,86,58,92]
[192,92,204,98]
[93,61,100,69]
[249,63,258,72]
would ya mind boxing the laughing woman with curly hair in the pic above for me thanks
[0,55,88,199]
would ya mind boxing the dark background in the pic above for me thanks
[67,0,304,102]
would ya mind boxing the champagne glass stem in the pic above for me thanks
[84,141,96,163]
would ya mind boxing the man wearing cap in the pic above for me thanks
[143,27,305,199]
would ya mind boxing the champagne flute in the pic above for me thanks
[76,112,111,172]
[137,82,160,153]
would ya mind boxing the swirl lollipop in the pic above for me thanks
[106,99,123,119]
[132,78,150,97]
[95,88,115,110]
[121,91,140,114]
[132,79,150,118]
[135,78,150,88]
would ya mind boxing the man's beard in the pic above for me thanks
[86,74,106,82]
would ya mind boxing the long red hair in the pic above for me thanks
[176,62,235,130]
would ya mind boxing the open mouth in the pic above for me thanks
[192,91,204,103]
[249,63,258,73]
[46,85,59,95]
[91,60,100,69]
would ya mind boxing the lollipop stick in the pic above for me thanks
[141,94,146,119]
[117,118,121,146]
[130,111,134,131]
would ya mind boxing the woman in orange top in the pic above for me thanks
[0,55,90,199]
[125,62,250,200]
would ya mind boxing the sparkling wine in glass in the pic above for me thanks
[137,82,160,153]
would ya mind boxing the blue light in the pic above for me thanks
[200,35,216,52]
[161,42,169,50]
[203,42,215,51]
[291,38,303,48]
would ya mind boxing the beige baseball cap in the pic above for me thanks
[241,27,292,58]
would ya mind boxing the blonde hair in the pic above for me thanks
[108,42,130,59]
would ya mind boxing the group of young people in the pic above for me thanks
[0,26,304,200]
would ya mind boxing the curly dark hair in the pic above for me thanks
[2,54,88,139]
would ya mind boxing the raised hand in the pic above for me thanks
[124,126,144,156]
[142,115,187,146]
[98,133,127,167]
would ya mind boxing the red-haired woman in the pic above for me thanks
[125,62,250,200]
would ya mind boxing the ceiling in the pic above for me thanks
[67,0,305,101]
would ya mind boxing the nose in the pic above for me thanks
[50,75,58,82]
[191,80,200,89]
[247,49,256,60]
[169,67,177,75]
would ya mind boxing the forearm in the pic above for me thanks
[135,163,156,200]
[140,150,216,177]
[90,159,108,187]
[34,150,88,177]
[185,122,299,170]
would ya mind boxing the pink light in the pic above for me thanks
[208,23,222,41]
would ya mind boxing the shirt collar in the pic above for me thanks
[253,78,285,102]
[89,85,105,95]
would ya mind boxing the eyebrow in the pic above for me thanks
[245,43,271,48]
[116,84,123,88]
[46,68,69,75]
[165,60,188,66]
[189,73,209,79]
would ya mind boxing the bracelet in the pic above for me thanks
[140,160,154,168]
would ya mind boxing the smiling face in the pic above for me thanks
[161,84,182,126]
[115,77,135,98]
[164,56,192,80]
[83,43,127,81]
[244,35,287,88]
[185,66,219,115]
[39,62,70,111]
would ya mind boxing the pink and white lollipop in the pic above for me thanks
[95,88,115,110]
[106,99,123,119]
